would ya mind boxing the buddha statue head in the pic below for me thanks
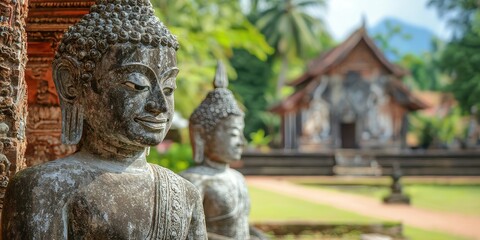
[189,62,245,164]
[52,0,179,155]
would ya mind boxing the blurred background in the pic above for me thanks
[144,1,480,239]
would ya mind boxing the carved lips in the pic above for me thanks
[134,116,168,131]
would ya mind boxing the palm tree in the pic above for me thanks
[254,0,327,95]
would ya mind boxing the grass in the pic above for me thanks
[404,226,470,240]
[249,186,379,223]
[406,185,480,217]
[249,185,472,240]
[299,183,480,218]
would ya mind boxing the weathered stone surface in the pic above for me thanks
[181,62,267,240]
[2,0,207,238]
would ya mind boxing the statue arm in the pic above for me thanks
[185,182,207,240]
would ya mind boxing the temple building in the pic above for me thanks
[271,26,429,151]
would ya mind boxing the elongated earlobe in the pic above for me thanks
[191,126,205,164]
[52,57,83,145]
[61,102,84,144]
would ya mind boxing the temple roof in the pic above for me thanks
[289,27,408,88]
[270,77,429,114]
[270,26,429,114]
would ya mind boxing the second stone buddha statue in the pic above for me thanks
[2,0,207,239]
[181,62,267,240]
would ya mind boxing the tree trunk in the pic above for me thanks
[0,0,29,215]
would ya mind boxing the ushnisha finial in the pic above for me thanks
[213,60,228,89]
[190,61,243,134]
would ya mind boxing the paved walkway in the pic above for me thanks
[246,177,480,240]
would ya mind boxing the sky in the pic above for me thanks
[323,0,451,41]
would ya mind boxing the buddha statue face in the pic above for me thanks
[52,0,180,148]
[189,61,245,164]
[204,115,245,164]
[82,44,178,147]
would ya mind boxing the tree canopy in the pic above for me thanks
[151,0,273,116]
[428,0,480,112]
[252,0,329,94]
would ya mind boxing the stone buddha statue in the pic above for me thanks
[2,0,207,239]
[180,62,267,240]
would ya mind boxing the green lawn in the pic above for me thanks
[249,186,379,223]
[404,226,470,240]
[300,184,480,218]
[249,185,471,240]
[406,185,480,217]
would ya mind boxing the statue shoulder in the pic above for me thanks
[2,158,94,238]
[179,166,214,182]
[11,158,90,188]
[228,168,247,181]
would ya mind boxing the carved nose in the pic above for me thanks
[145,99,168,115]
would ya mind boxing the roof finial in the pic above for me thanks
[213,60,228,89]
[361,14,367,29]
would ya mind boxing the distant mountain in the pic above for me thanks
[368,17,437,61]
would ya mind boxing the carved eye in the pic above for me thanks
[163,87,174,96]
[124,82,149,91]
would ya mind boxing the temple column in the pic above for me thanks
[0,0,29,212]
[23,1,93,167]
[24,59,76,167]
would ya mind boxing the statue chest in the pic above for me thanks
[201,173,250,238]
[202,173,250,221]
[68,173,154,239]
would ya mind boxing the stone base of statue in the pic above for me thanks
[383,193,410,205]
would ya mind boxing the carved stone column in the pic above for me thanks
[24,59,76,166]
[0,0,29,212]
[24,1,94,166]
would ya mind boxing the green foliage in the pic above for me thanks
[372,19,450,92]
[146,143,193,173]
[230,49,274,139]
[409,108,466,148]
[428,0,479,36]
[250,0,330,95]
[400,38,450,91]
[439,29,480,112]
[249,129,272,150]
[428,0,480,111]
[373,20,412,60]
[151,0,273,116]
[254,0,327,58]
